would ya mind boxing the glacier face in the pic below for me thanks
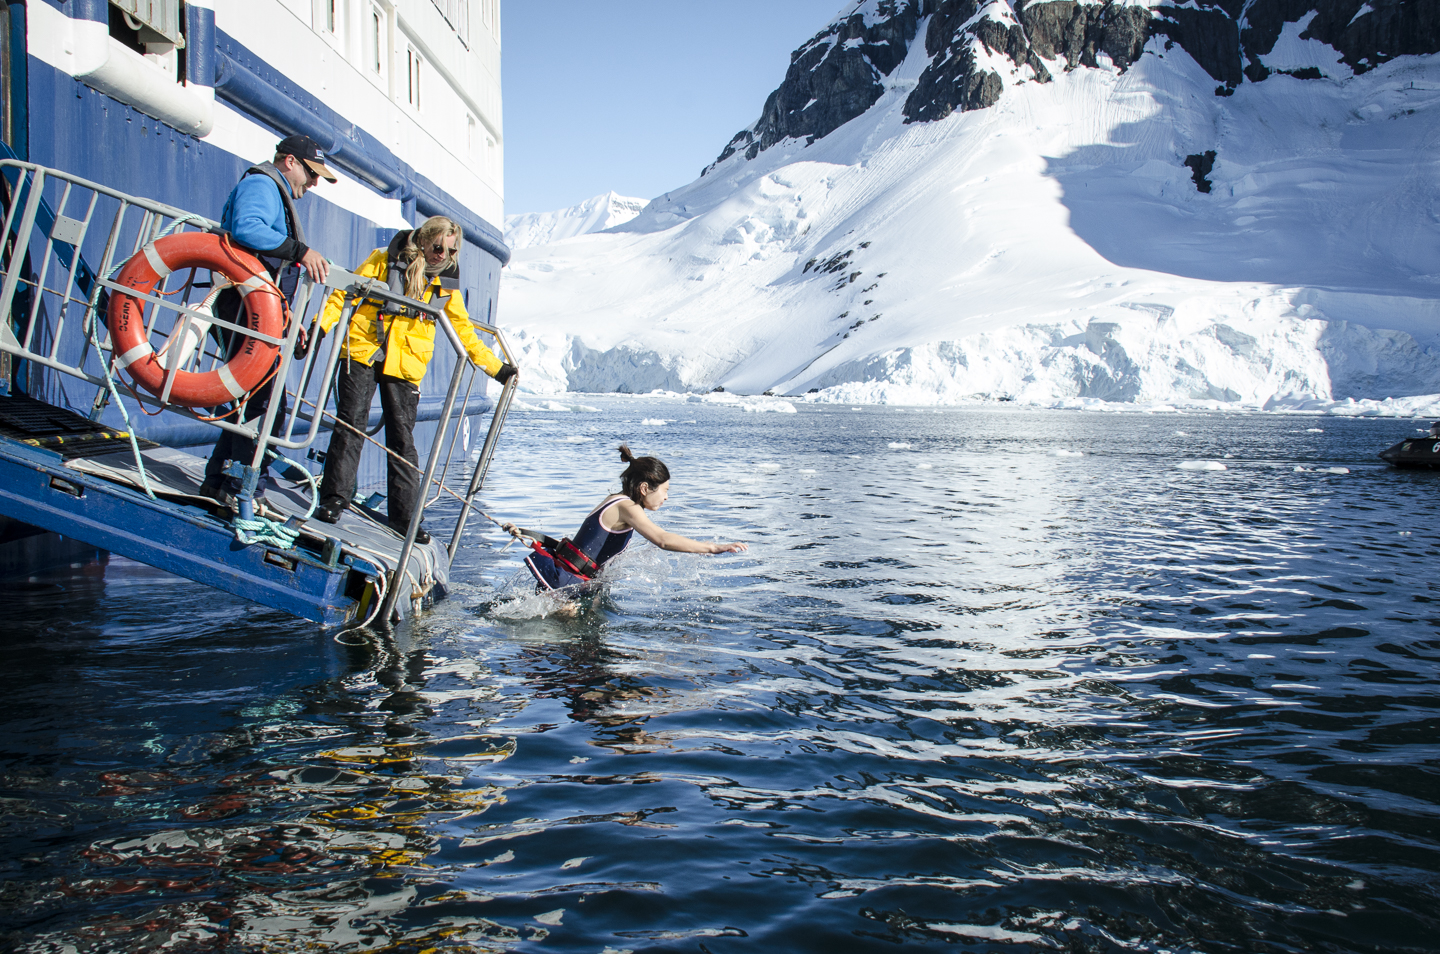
[499,1,1440,412]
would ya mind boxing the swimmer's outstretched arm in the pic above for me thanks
[614,499,748,554]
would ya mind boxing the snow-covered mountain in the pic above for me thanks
[500,0,1440,410]
[504,192,648,250]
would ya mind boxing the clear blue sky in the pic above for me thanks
[500,1,844,216]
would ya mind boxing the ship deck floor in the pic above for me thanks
[0,393,449,623]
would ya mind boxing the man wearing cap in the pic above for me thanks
[200,134,338,508]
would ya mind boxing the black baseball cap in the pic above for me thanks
[276,134,338,183]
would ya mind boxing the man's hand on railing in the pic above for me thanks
[299,248,329,284]
[494,363,517,385]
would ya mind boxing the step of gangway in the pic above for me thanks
[0,396,444,626]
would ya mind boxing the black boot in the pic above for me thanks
[198,476,236,511]
[315,497,347,524]
[389,520,430,545]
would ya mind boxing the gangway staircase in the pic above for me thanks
[0,160,517,626]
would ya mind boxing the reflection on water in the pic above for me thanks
[2,403,1438,952]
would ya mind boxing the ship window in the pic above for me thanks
[406,48,422,111]
[369,5,385,76]
[0,4,12,154]
[107,0,185,49]
[108,4,182,83]
[326,0,336,33]
[429,0,470,45]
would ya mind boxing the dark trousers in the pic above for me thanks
[318,358,421,527]
[203,288,288,483]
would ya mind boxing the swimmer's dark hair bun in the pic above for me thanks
[618,444,635,463]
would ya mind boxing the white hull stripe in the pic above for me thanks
[217,364,245,399]
[142,243,172,280]
[115,341,154,369]
[235,274,269,298]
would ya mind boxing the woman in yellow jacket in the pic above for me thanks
[314,216,516,541]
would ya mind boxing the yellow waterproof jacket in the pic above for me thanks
[318,248,504,384]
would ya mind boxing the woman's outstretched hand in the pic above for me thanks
[712,542,748,553]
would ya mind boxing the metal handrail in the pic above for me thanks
[0,159,517,624]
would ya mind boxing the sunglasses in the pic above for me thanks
[429,242,455,255]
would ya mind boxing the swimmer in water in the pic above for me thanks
[516,444,747,605]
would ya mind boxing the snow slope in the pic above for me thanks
[504,192,648,250]
[499,3,1440,411]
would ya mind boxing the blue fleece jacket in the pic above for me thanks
[220,173,306,263]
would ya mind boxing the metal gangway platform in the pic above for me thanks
[0,159,517,626]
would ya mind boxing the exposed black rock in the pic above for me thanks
[1185,151,1217,192]
[1017,1,1151,73]
[708,1,923,170]
[1243,0,1440,76]
[1152,5,1242,87]
[707,0,1440,172]
[904,0,1010,122]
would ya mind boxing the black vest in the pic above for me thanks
[238,162,305,301]
[383,230,460,316]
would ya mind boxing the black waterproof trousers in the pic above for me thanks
[317,358,421,528]
[203,288,288,483]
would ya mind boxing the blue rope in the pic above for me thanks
[230,450,318,549]
[232,514,299,549]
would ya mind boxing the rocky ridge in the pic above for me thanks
[707,0,1440,172]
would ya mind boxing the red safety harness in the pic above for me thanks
[524,533,600,581]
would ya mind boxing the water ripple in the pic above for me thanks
[3,405,1438,951]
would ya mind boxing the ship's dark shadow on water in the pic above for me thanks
[2,403,1439,952]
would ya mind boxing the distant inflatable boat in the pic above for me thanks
[1378,425,1440,469]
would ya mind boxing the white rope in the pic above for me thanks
[83,214,217,500]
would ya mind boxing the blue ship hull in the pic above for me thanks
[0,2,516,621]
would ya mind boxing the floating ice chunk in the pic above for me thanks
[1293,465,1310,472]
[1178,460,1226,471]
[917,463,933,469]
[691,392,796,413]
[889,442,912,449]
[524,400,599,413]
[641,418,667,426]
[799,468,817,474]
[756,462,782,473]
[1174,430,1187,436]
[560,436,593,443]
[534,909,565,926]
[1307,428,1324,433]
[1052,449,1083,457]
[1322,466,1350,474]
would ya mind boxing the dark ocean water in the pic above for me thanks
[2,399,1438,953]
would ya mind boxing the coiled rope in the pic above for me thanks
[231,449,320,548]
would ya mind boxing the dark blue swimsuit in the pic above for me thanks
[525,496,634,591]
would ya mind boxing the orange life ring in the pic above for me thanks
[106,232,285,408]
